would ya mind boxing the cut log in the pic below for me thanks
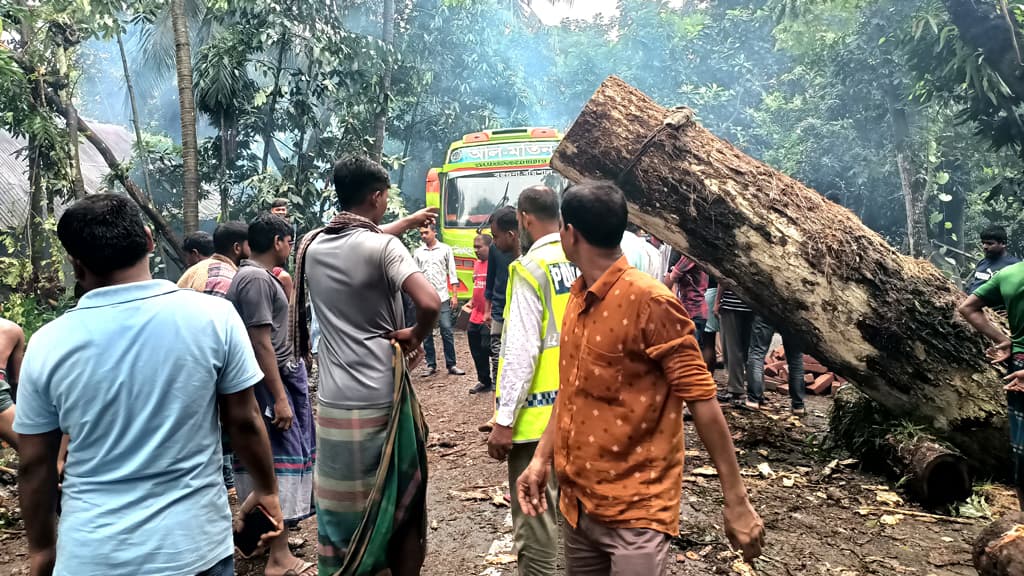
[831,386,972,506]
[886,435,972,506]
[552,76,1008,472]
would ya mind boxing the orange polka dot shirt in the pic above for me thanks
[555,255,717,536]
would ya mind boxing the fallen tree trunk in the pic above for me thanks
[552,76,1008,473]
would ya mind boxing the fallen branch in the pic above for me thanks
[857,506,977,525]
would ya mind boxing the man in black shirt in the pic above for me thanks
[480,206,520,431]
[967,226,1020,294]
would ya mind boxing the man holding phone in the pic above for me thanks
[15,195,282,576]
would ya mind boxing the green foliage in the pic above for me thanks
[0,219,72,338]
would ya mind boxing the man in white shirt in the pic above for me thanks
[486,185,577,576]
[620,225,662,278]
[414,224,466,377]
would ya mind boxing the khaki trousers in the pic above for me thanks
[509,441,559,576]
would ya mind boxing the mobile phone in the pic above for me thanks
[234,504,278,558]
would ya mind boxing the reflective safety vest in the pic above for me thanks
[496,237,579,443]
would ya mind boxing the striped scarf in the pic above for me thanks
[289,211,383,362]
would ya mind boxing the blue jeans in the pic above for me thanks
[747,315,805,409]
[196,555,234,576]
[423,302,457,370]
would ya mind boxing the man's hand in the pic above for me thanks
[1004,370,1024,393]
[28,547,56,576]
[487,423,513,461]
[987,340,1012,364]
[235,490,284,550]
[516,458,550,517]
[272,397,294,431]
[723,499,765,562]
[450,297,460,312]
[390,327,424,355]
[409,207,439,228]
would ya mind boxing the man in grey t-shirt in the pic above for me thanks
[306,229,422,407]
[298,156,440,575]
[227,214,316,576]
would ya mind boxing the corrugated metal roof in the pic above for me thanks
[0,121,220,229]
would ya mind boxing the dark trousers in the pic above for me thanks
[424,303,457,370]
[747,315,805,408]
[490,318,503,385]
[468,321,493,388]
[720,309,754,397]
[196,555,234,576]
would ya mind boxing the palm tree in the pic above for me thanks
[170,0,201,233]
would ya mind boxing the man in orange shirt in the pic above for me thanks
[517,180,764,575]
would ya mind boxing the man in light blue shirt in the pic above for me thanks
[15,194,282,576]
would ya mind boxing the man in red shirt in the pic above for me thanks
[467,234,494,394]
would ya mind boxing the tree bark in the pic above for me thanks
[551,76,1009,472]
[171,0,200,233]
[55,39,85,200]
[371,0,395,162]
[117,24,154,202]
[27,132,47,276]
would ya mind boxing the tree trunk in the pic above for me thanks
[551,76,1009,472]
[371,0,395,162]
[56,42,85,200]
[171,0,200,233]
[219,116,229,221]
[27,133,47,277]
[117,24,154,201]
[887,94,929,258]
[261,40,287,173]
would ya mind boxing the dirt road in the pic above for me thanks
[0,334,1014,575]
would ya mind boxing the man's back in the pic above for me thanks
[15,280,261,576]
[306,229,420,408]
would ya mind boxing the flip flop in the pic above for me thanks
[281,560,317,576]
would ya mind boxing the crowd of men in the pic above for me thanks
[2,151,1021,576]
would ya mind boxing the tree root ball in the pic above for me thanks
[973,513,1024,576]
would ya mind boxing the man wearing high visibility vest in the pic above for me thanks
[487,185,579,576]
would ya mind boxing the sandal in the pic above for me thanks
[281,560,317,576]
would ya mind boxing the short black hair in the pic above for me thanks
[561,180,628,249]
[489,206,518,234]
[247,214,292,253]
[183,231,214,257]
[270,198,289,209]
[517,185,560,222]
[57,194,150,276]
[476,233,493,245]
[333,156,390,210]
[981,226,1008,244]
[213,221,249,254]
